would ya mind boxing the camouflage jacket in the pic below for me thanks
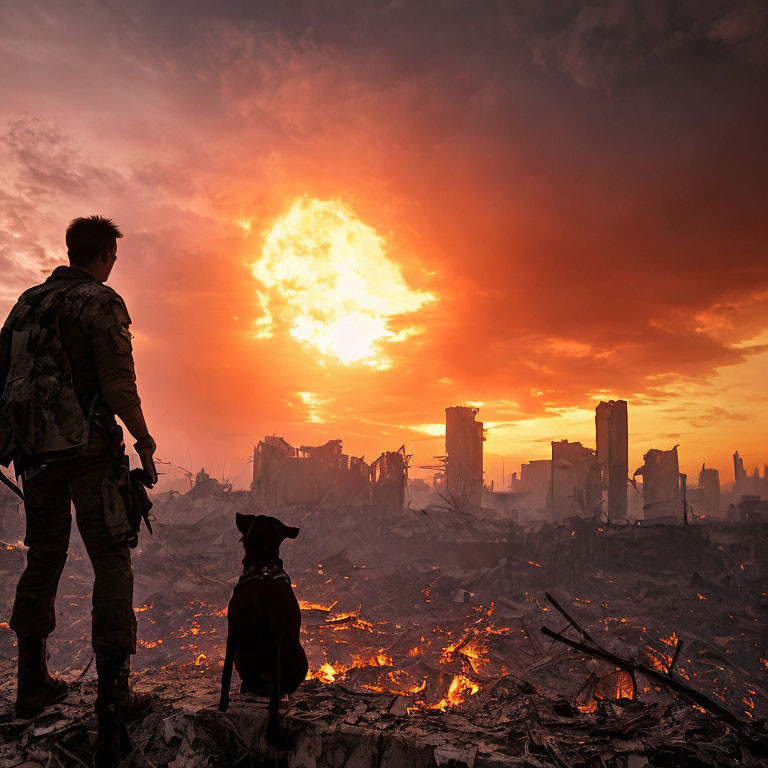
[0,266,141,466]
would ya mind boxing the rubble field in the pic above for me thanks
[0,483,766,767]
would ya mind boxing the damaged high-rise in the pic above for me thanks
[698,463,721,517]
[595,399,628,521]
[633,446,681,522]
[733,451,768,500]
[444,406,484,508]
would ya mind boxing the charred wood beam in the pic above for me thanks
[544,592,596,646]
[540,625,747,731]
[668,638,683,676]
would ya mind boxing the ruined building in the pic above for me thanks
[252,436,408,511]
[444,406,485,508]
[633,446,682,522]
[369,447,410,510]
[548,440,601,521]
[595,399,628,520]
[733,451,768,500]
[519,459,551,511]
[698,463,721,517]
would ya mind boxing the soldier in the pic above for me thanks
[0,216,157,765]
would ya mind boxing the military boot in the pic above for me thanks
[113,655,153,720]
[95,654,153,719]
[94,654,130,768]
[15,636,68,718]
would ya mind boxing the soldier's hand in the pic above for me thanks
[134,435,158,488]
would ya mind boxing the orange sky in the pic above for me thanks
[1,2,767,490]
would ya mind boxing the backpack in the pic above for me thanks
[0,277,94,466]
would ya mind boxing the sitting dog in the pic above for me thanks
[218,513,308,744]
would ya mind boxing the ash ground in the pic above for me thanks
[0,483,766,767]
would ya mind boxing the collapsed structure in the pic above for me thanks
[548,440,601,520]
[458,398,759,524]
[633,447,682,523]
[733,451,768,499]
[251,436,408,511]
[444,406,485,508]
[504,399,632,522]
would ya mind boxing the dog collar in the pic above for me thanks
[236,560,290,588]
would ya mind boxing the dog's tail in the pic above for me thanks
[218,632,236,712]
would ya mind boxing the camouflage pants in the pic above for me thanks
[9,453,137,655]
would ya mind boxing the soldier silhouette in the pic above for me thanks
[0,216,157,766]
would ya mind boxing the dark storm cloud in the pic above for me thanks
[120,0,768,94]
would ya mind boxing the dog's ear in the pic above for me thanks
[235,513,254,535]
[273,518,300,540]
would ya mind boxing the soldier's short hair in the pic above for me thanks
[66,216,123,266]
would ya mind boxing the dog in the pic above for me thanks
[218,513,308,744]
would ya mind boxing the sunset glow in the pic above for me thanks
[0,2,765,489]
[252,198,435,369]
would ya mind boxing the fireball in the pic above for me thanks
[252,197,435,368]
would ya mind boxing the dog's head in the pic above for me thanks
[235,513,299,565]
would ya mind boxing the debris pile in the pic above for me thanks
[0,480,766,766]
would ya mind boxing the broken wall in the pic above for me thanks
[548,440,601,521]
[634,447,681,522]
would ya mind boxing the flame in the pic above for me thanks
[299,599,338,612]
[194,653,207,666]
[407,646,420,657]
[458,639,489,673]
[326,607,360,622]
[315,662,342,683]
[424,675,480,710]
[252,197,435,368]
[139,639,162,649]
[350,651,393,668]
[660,632,679,648]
